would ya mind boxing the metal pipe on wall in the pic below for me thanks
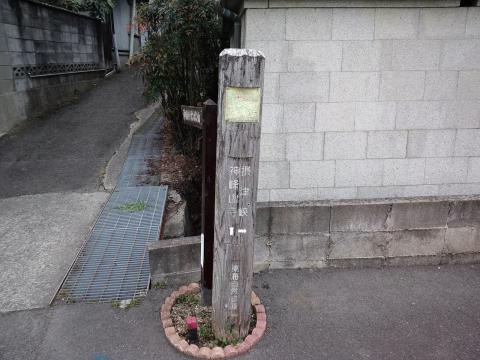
[128,0,136,59]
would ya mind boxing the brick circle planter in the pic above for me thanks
[161,283,267,359]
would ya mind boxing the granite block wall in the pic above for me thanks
[242,1,480,202]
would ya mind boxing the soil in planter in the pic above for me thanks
[171,293,256,348]
[146,119,202,235]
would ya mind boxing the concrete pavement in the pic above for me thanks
[1,265,479,360]
[0,192,109,312]
[0,70,147,313]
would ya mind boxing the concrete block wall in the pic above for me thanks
[0,0,104,134]
[242,2,480,203]
[254,199,480,270]
[147,198,480,282]
[0,21,17,135]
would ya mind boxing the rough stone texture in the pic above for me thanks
[324,131,367,160]
[395,101,445,130]
[454,129,480,156]
[335,160,383,187]
[447,201,480,228]
[258,161,289,189]
[332,8,375,40]
[367,131,407,159]
[260,133,286,161]
[391,40,442,70]
[279,72,329,103]
[290,160,335,188]
[354,102,396,131]
[246,5,480,202]
[329,232,389,259]
[425,158,469,185]
[163,190,187,238]
[254,199,479,270]
[286,133,323,160]
[418,8,467,39]
[389,202,449,230]
[148,237,201,286]
[261,103,283,134]
[270,206,330,234]
[407,130,455,158]
[330,72,379,102]
[286,8,332,40]
[374,8,419,39]
[424,71,458,100]
[288,41,342,72]
[0,0,105,133]
[382,159,425,186]
[445,227,480,254]
[388,229,446,257]
[342,40,392,71]
[380,71,425,100]
[315,103,355,131]
[269,188,317,201]
[331,204,389,232]
[284,103,315,133]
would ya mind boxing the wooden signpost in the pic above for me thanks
[212,49,265,339]
[182,101,218,306]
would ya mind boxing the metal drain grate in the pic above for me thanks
[59,186,167,303]
[116,156,160,188]
[128,134,162,157]
[115,132,162,187]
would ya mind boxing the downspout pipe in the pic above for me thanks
[129,0,136,60]
[217,2,242,48]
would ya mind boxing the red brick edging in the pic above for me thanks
[161,283,267,359]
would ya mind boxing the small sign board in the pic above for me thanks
[224,87,261,123]
[182,105,203,128]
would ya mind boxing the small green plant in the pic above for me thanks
[111,300,121,308]
[176,294,199,306]
[126,298,142,309]
[198,323,214,341]
[118,201,148,212]
[152,280,167,289]
[215,336,238,347]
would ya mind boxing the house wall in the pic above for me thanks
[112,0,132,52]
[0,0,105,134]
[242,1,480,203]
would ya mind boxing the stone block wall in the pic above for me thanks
[254,198,480,270]
[242,1,480,202]
[0,0,105,134]
[148,198,480,282]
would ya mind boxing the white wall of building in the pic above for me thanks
[242,1,480,202]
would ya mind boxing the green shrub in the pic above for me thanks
[135,0,227,155]
[39,0,115,20]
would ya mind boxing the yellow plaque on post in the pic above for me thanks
[224,87,261,123]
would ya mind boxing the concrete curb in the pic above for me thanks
[102,100,161,190]
[161,283,267,359]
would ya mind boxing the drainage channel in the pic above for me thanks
[56,117,167,303]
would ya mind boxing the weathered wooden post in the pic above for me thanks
[182,100,218,306]
[212,49,265,339]
[200,99,218,305]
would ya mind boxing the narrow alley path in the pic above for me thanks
[0,70,148,312]
[0,70,145,198]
